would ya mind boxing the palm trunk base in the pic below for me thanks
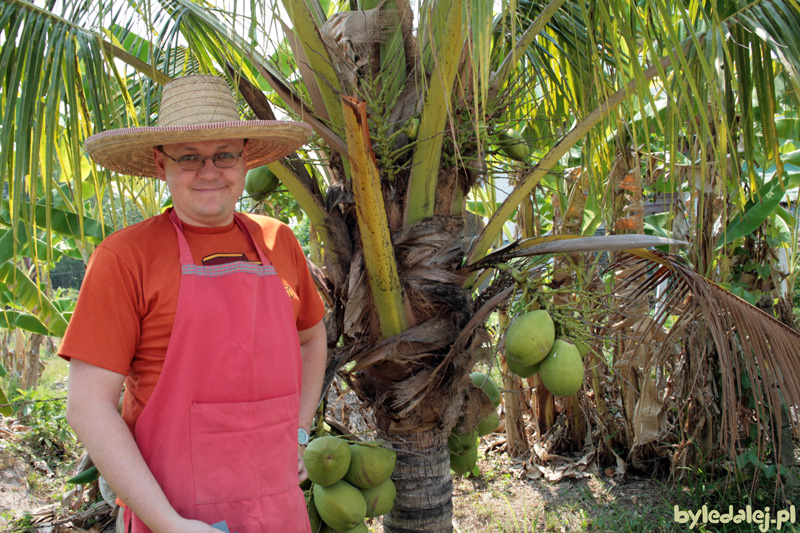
[379,428,453,533]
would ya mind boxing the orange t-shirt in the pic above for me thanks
[58,209,325,434]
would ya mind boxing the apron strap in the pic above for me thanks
[168,209,271,267]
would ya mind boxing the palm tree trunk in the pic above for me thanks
[379,427,453,532]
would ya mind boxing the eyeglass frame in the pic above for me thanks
[156,146,246,171]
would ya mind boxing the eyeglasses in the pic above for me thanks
[159,149,244,171]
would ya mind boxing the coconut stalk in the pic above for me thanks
[502,366,531,457]
[404,0,463,226]
[279,0,345,133]
[342,96,407,338]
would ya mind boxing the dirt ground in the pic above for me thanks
[0,385,680,532]
[0,439,671,533]
[450,450,671,533]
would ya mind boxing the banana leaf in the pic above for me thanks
[718,168,800,248]
[0,309,50,335]
[0,199,111,244]
[0,261,68,337]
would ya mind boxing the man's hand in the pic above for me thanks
[298,446,308,483]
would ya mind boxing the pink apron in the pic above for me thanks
[124,209,310,532]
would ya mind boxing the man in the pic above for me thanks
[61,75,327,532]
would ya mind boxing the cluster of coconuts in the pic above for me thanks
[448,372,502,476]
[303,436,397,532]
[504,310,587,397]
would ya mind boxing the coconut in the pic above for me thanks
[307,492,322,532]
[313,480,367,531]
[450,444,478,475]
[470,371,502,407]
[360,478,397,518]
[498,128,531,161]
[539,339,584,397]
[477,410,500,436]
[507,358,541,378]
[304,436,352,486]
[574,339,590,358]
[447,428,478,455]
[505,310,555,367]
[404,117,420,140]
[344,442,397,489]
[245,165,280,200]
[332,522,369,533]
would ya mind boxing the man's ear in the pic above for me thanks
[153,148,167,181]
[242,140,249,166]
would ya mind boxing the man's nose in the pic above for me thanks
[198,157,220,175]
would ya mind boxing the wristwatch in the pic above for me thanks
[298,427,310,446]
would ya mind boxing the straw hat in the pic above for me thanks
[84,75,312,178]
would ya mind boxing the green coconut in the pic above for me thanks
[313,480,367,531]
[470,372,502,407]
[304,436,352,486]
[404,117,420,140]
[450,445,478,475]
[477,410,501,436]
[332,522,369,533]
[539,339,584,397]
[498,128,531,161]
[245,165,280,201]
[307,492,322,532]
[360,477,397,518]
[505,310,555,367]
[507,358,541,378]
[447,428,478,455]
[344,442,397,489]
[574,339,590,359]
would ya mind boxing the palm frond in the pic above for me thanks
[608,249,800,464]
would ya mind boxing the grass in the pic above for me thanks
[451,441,800,533]
[6,339,800,533]
[0,342,82,531]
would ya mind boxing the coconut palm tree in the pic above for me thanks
[3,0,800,531]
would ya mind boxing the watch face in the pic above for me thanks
[298,428,310,445]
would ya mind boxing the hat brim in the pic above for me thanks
[84,120,313,178]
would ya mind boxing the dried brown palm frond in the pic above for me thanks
[606,249,800,471]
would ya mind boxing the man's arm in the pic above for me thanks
[297,319,328,433]
[66,360,216,533]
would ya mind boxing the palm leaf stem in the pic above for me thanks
[342,96,407,339]
[404,0,464,226]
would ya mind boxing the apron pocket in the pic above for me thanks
[189,393,298,505]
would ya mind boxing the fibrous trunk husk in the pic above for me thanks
[379,427,452,532]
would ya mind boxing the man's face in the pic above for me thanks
[154,139,247,227]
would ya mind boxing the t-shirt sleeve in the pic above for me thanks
[279,225,325,331]
[58,245,141,375]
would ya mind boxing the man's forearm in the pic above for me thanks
[69,402,181,530]
[297,321,327,432]
[66,361,211,532]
